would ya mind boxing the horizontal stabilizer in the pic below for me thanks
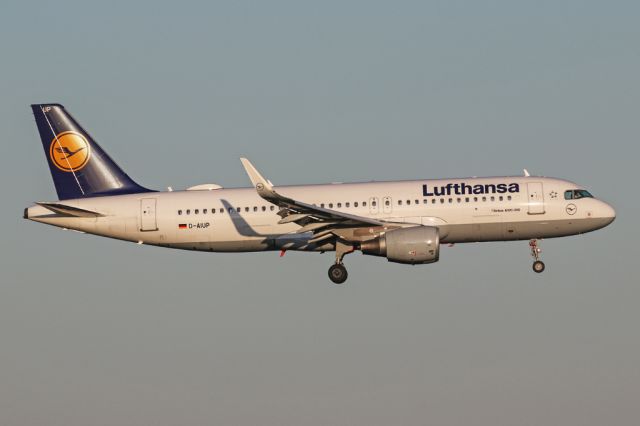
[36,202,103,217]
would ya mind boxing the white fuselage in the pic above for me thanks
[26,176,615,253]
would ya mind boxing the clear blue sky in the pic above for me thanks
[1,1,638,425]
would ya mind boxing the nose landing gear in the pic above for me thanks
[328,241,354,284]
[529,239,545,273]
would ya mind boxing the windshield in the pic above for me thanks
[564,189,594,200]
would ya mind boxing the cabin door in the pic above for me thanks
[140,198,158,231]
[527,182,545,215]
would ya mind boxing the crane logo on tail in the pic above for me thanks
[49,131,91,172]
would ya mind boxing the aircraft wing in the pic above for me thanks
[240,158,391,243]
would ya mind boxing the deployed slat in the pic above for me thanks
[295,222,339,233]
[278,213,310,224]
[308,232,336,244]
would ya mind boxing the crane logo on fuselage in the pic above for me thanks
[422,182,520,197]
[49,131,91,172]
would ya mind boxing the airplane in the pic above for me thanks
[24,104,616,284]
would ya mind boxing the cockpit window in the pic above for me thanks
[564,189,594,200]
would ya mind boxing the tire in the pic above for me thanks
[533,260,545,273]
[328,264,348,284]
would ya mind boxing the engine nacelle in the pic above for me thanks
[360,226,440,265]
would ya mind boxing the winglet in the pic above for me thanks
[240,158,280,201]
[240,158,273,189]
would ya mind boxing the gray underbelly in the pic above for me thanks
[443,217,612,243]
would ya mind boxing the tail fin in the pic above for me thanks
[31,103,152,200]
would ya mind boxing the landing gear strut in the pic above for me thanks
[529,239,545,273]
[328,241,354,284]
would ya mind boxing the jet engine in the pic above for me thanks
[360,226,440,264]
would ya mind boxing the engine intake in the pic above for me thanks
[360,226,440,265]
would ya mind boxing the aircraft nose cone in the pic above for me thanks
[601,201,616,225]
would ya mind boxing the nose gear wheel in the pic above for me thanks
[529,239,545,273]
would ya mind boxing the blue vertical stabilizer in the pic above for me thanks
[31,103,152,200]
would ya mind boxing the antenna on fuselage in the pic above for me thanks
[523,169,531,177]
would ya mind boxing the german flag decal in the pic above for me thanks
[178,224,187,229]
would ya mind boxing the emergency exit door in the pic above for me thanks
[140,198,158,231]
[527,182,545,215]
[369,197,379,215]
[381,196,392,214]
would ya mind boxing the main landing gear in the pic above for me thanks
[529,239,545,273]
[328,241,354,284]
[328,264,348,284]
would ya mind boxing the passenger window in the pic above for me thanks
[490,196,495,202]
[482,196,487,202]
[329,203,334,208]
[423,199,428,204]
[457,198,461,203]
[372,201,377,207]
[354,202,359,207]
[398,200,403,206]
[270,206,275,211]
[262,206,266,211]
[178,210,182,215]
[448,198,453,203]
[499,196,503,201]
[465,197,469,202]
[362,201,367,207]
[195,209,199,214]
[236,207,241,212]
[253,207,257,212]
[507,196,512,201]
[415,200,419,205]
[320,203,325,208]
[186,209,191,215]
[440,199,445,204]
[432,199,436,204]
[337,203,342,208]
[474,197,478,202]
[245,207,249,212]
[385,200,390,206]
[212,209,215,214]
[346,202,350,208]
[220,208,224,213]
[406,200,410,205]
